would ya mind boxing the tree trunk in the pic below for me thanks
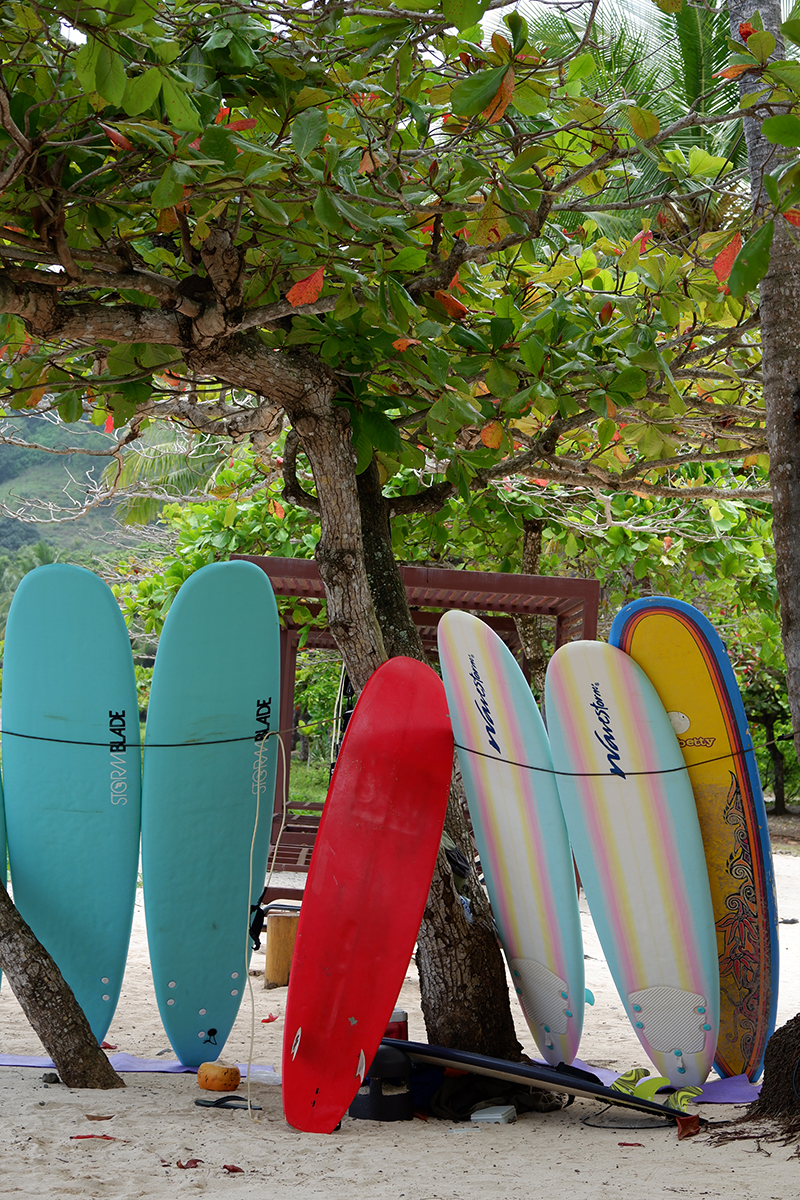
[286,392,386,691]
[513,518,550,705]
[727,0,800,1114]
[763,716,787,816]
[356,456,523,1059]
[0,884,124,1089]
[748,1012,800,1122]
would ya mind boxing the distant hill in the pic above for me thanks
[0,416,117,558]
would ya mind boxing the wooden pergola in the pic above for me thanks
[232,555,600,893]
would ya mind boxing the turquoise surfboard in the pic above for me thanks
[141,561,280,1067]
[2,564,141,1041]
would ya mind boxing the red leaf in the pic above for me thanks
[739,21,756,39]
[261,1014,278,1023]
[433,290,468,319]
[676,1114,700,1140]
[449,271,467,295]
[532,479,548,487]
[104,413,114,433]
[226,118,257,132]
[223,1165,244,1174]
[71,1134,119,1141]
[99,123,133,152]
[215,106,231,124]
[101,1041,117,1049]
[392,337,422,351]
[712,232,742,282]
[599,301,614,325]
[618,1142,644,1147]
[177,1159,203,1169]
[286,267,324,307]
[783,209,800,228]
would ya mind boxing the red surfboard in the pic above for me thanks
[282,657,454,1134]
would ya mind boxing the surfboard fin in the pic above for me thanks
[610,1067,650,1095]
[631,1076,671,1102]
[664,1087,702,1114]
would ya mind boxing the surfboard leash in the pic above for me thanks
[452,740,759,779]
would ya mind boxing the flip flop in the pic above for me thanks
[194,1095,262,1110]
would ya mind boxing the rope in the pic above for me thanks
[453,740,758,779]
[0,714,337,750]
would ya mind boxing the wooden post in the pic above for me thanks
[264,911,300,989]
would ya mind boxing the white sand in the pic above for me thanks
[2,851,800,1199]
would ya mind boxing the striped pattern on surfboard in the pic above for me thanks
[545,640,719,1088]
[438,611,584,1066]
[610,597,778,1081]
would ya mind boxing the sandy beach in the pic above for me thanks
[1,848,800,1199]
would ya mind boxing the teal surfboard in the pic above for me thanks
[141,561,280,1067]
[2,564,141,1041]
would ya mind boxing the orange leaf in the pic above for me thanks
[392,337,422,350]
[268,499,285,518]
[433,290,468,319]
[491,33,511,58]
[357,150,379,175]
[156,207,179,233]
[784,209,800,228]
[474,381,490,396]
[713,64,754,79]
[227,118,257,132]
[743,454,759,466]
[606,396,616,418]
[286,267,324,307]
[738,21,756,40]
[481,420,504,449]
[532,478,548,487]
[449,272,467,295]
[482,66,515,124]
[712,232,742,283]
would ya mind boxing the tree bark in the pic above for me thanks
[356,455,523,1059]
[763,716,787,816]
[0,884,124,1088]
[726,0,800,1114]
[513,518,550,705]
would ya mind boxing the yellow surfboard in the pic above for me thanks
[611,598,778,1081]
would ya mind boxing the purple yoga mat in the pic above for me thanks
[0,1053,276,1076]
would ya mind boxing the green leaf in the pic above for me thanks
[687,147,731,178]
[95,44,127,106]
[361,409,403,455]
[745,29,775,63]
[765,62,800,89]
[75,38,101,94]
[781,18,800,47]
[763,114,800,147]
[451,325,490,352]
[334,195,379,231]
[292,107,328,158]
[566,53,596,82]
[610,366,647,397]
[450,66,508,116]
[728,220,774,297]
[199,124,238,170]
[250,193,289,225]
[313,188,343,232]
[489,317,514,350]
[228,35,258,69]
[627,106,660,139]
[57,391,84,424]
[387,245,428,271]
[443,0,484,31]
[505,10,527,54]
[764,172,780,208]
[161,75,202,132]
[122,67,162,116]
[485,359,518,397]
[151,163,184,209]
[511,85,547,116]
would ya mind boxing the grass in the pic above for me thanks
[287,760,329,814]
